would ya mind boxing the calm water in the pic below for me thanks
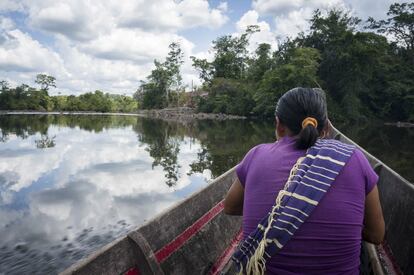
[0,115,412,274]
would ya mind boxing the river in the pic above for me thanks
[0,115,412,274]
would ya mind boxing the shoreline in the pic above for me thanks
[0,109,247,120]
[384,122,414,128]
[2,111,412,126]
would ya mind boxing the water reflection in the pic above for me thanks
[35,134,56,149]
[0,115,275,274]
[135,119,182,187]
[188,119,275,177]
[0,115,412,274]
[337,121,414,183]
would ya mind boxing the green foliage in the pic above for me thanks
[247,43,273,83]
[299,7,414,121]
[0,83,52,111]
[190,56,214,83]
[253,47,321,117]
[197,78,255,115]
[191,25,260,83]
[141,82,168,109]
[139,42,184,109]
[35,74,56,91]
[193,3,413,122]
[367,3,414,50]
[0,83,138,113]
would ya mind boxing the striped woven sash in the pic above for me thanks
[232,139,356,275]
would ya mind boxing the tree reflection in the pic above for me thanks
[134,119,182,187]
[0,115,138,141]
[0,115,49,141]
[35,135,56,149]
[188,119,275,177]
[336,120,414,182]
[0,115,412,183]
[131,118,276,186]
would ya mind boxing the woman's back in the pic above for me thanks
[237,136,378,274]
[225,87,384,275]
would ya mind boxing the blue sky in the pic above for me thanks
[0,0,403,95]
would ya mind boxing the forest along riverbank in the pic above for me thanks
[137,107,246,120]
[0,107,246,120]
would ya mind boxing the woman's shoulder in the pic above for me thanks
[247,142,275,153]
[338,146,378,194]
[240,142,276,164]
[320,140,369,169]
[316,139,371,173]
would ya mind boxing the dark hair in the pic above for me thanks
[275,87,327,149]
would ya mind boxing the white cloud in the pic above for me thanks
[218,2,228,12]
[253,0,344,15]
[236,10,277,52]
[24,0,115,41]
[252,0,346,39]
[252,0,404,39]
[0,0,227,94]
[0,16,15,30]
[273,8,314,39]
[118,0,228,31]
[30,2,99,41]
[79,29,194,64]
[0,29,67,75]
[343,0,406,20]
[0,0,24,12]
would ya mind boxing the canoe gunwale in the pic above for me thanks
[332,127,413,190]
[60,166,240,275]
[332,127,411,275]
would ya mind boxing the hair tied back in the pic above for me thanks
[301,117,318,129]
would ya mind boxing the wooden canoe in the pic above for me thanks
[61,127,413,275]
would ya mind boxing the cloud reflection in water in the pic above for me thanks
[0,116,212,274]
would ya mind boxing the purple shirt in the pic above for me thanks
[236,136,378,275]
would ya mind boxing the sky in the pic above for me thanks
[0,0,405,95]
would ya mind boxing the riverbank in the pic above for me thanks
[384,122,414,128]
[137,107,246,120]
[0,108,246,120]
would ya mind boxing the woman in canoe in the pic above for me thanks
[224,87,385,275]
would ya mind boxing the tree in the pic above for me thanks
[164,42,184,90]
[191,25,260,84]
[197,78,255,115]
[298,9,392,121]
[303,9,361,51]
[35,74,56,91]
[247,43,273,83]
[253,47,321,117]
[139,42,184,109]
[367,3,414,51]
[0,80,140,113]
[190,56,214,84]
[0,80,9,90]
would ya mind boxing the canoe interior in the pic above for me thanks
[61,128,413,275]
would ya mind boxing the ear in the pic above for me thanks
[320,118,332,139]
[275,117,286,139]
